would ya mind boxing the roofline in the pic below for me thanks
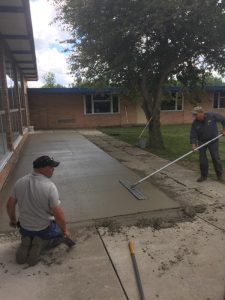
[165,85,225,92]
[27,85,225,94]
[27,87,122,94]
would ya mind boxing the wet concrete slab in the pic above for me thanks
[0,131,179,231]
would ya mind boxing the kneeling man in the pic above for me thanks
[7,155,73,266]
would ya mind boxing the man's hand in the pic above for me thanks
[192,144,197,151]
[63,228,71,237]
[9,220,17,228]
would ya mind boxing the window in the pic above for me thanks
[0,89,8,160]
[161,92,183,111]
[18,72,27,128]
[213,92,225,108]
[85,94,120,114]
[6,58,21,141]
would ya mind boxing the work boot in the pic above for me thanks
[63,236,76,248]
[47,236,64,249]
[197,176,207,182]
[27,236,48,266]
[16,236,32,264]
[46,236,75,249]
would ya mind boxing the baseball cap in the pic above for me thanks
[33,155,60,169]
[192,106,204,115]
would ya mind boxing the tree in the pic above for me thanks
[41,72,64,88]
[205,75,225,86]
[52,0,225,147]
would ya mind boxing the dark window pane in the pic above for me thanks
[85,95,92,114]
[94,101,111,113]
[10,111,20,141]
[0,84,3,111]
[213,92,219,108]
[0,114,8,158]
[177,98,182,110]
[113,96,119,113]
[93,94,110,100]
[161,92,182,111]
[161,99,176,110]
[220,98,225,108]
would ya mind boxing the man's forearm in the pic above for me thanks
[6,197,17,226]
[55,215,67,233]
[52,205,69,235]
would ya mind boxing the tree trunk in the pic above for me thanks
[141,77,165,149]
[148,108,164,148]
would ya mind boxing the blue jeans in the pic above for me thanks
[20,221,63,239]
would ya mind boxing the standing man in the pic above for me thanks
[190,106,225,182]
[7,155,73,266]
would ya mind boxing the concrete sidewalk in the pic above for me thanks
[0,228,126,300]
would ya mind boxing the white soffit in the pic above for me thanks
[0,0,38,81]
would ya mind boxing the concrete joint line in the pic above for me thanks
[95,226,130,300]
[156,172,187,187]
[197,215,225,234]
[190,188,214,199]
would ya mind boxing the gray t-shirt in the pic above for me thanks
[11,172,60,231]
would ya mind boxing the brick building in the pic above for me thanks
[0,0,38,189]
[159,86,225,125]
[28,86,225,129]
[28,87,138,129]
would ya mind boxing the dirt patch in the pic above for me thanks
[136,217,164,230]
[96,219,122,236]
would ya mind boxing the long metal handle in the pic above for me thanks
[138,117,152,138]
[132,134,223,187]
[128,241,145,300]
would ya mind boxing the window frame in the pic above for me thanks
[160,92,184,112]
[213,92,225,109]
[84,94,120,115]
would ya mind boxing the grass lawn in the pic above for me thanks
[100,124,225,180]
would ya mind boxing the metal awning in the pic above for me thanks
[0,0,38,81]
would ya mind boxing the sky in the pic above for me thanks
[29,0,74,87]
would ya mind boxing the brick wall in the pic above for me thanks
[28,93,138,129]
[28,90,225,129]
[160,91,225,124]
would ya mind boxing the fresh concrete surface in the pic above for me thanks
[0,228,126,300]
[0,131,178,231]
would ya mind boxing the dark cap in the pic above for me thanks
[33,156,60,169]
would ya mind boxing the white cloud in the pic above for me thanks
[28,0,74,87]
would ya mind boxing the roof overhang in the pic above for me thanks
[27,87,122,95]
[0,0,38,81]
